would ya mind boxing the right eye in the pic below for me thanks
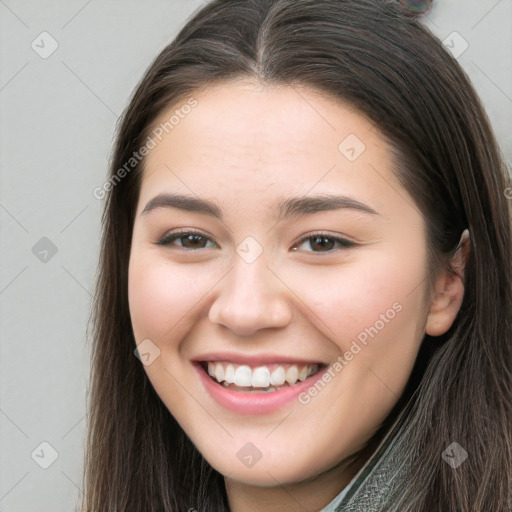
[156,230,219,251]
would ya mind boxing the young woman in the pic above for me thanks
[81,0,512,510]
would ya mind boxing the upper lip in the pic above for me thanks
[192,352,327,366]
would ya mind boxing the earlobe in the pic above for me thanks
[425,229,471,337]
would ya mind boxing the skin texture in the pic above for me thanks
[128,79,468,512]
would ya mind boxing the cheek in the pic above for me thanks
[127,254,212,416]
[128,254,209,343]
[287,257,424,336]
[280,250,427,387]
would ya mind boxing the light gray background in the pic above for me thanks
[0,1,510,511]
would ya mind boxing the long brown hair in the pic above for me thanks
[80,1,512,510]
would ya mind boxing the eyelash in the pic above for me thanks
[156,229,356,253]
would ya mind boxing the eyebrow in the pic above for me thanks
[140,192,380,220]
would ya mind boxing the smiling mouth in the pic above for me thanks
[200,361,325,393]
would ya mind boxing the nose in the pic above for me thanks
[208,254,293,337]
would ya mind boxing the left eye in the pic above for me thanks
[157,231,218,250]
[292,233,355,253]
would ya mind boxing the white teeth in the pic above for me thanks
[234,365,252,387]
[214,363,225,382]
[285,365,298,384]
[206,361,320,388]
[251,366,271,388]
[224,364,235,384]
[298,366,308,381]
[270,366,286,386]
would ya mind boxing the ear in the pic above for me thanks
[425,229,471,337]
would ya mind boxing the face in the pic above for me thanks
[128,80,433,487]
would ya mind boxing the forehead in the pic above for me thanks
[139,80,408,220]
[147,79,380,163]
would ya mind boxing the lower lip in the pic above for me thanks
[194,363,327,415]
